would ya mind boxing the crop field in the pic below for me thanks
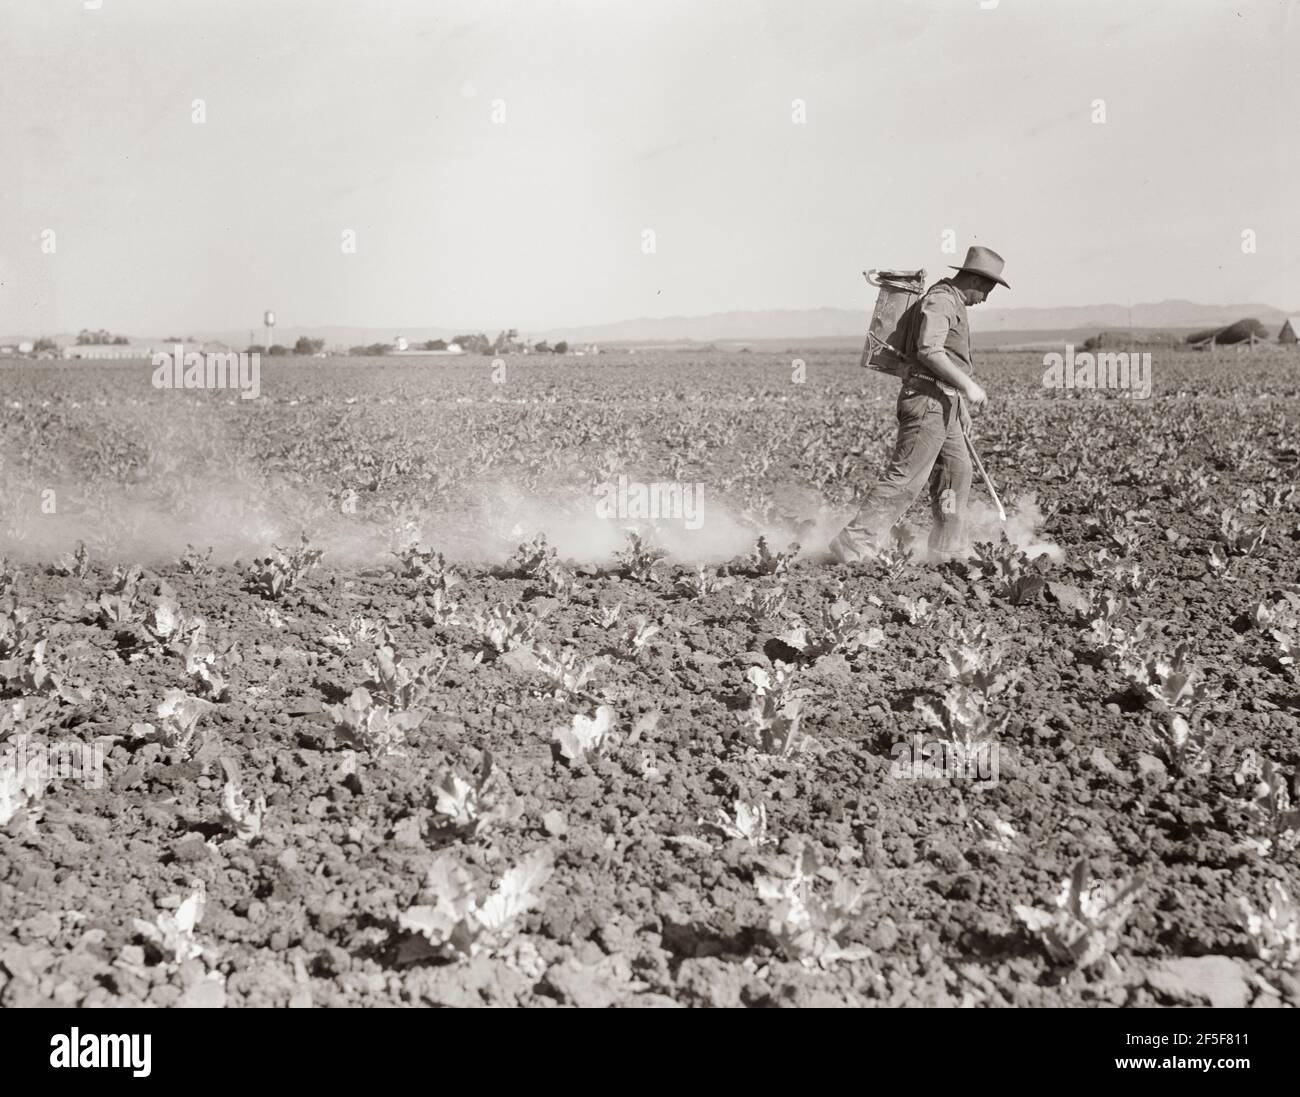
[1,348,1298,1008]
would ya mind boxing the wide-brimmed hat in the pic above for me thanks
[949,245,1009,289]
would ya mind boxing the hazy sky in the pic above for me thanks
[2,0,1296,336]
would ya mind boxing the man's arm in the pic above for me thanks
[917,347,982,403]
[913,293,987,409]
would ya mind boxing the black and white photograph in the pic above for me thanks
[1,0,1298,1045]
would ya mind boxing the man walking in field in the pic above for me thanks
[830,245,1009,564]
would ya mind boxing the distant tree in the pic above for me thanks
[492,328,524,354]
[453,333,491,355]
[1085,330,1183,351]
[349,343,393,356]
[268,344,289,356]
[1186,318,1269,346]
[553,340,568,354]
[244,344,263,355]
[533,340,551,353]
[422,339,448,351]
[293,336,325,355]
[75,328,130,345]
[33,337,58,353]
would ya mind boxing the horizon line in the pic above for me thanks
[7,296,1297,342]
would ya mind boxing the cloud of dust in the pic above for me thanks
[385,476,825,567]
[0,471,817,570]
[0,445,1057,570]
[967,493,1062,562]
[810,493,1060,566]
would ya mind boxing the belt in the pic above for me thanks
[902,371,957,402]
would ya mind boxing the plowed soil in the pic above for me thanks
[1,349,1298,1007]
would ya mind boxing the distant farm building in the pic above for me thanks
[390,336,466,357]
[1280,317,1299,345]
[1081,330,1183,351]
[63,344,150,360]
[1188,318,1269,350]
[64,340,233,360]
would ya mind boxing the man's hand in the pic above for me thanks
[959,381,985,437]
[918,349,985,414]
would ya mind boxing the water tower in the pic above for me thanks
[263,310,275,353]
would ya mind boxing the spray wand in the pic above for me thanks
[961,422,1006,522]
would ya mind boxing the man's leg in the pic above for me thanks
[926,399,973,559]
[831,388,948,562]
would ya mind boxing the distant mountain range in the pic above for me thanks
[6,300,1295,351]
[530,300,1297,343]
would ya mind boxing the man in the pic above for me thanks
[829,245,1009,563]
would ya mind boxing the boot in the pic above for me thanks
[828,526,878,564]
